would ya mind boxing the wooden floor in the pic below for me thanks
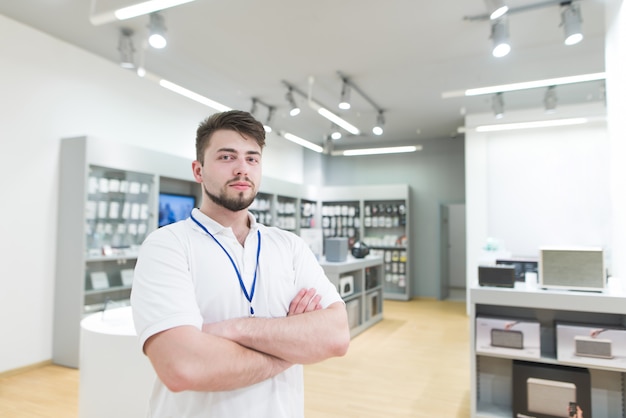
[0,299,470,417]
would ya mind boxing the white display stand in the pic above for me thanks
[79,307,155,418]
[469,284,626,417]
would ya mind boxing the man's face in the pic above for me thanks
[197,129,262,212]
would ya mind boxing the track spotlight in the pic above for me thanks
[492,92,504,119]
[286,88,300,116]
[485,0,508,20]
[250,98,259,116]
[561,2,583,46]
[118,28,135,69]
[544,86,557,113]
[330,124,342,140]
[148,13,167,49]
[264,106,275,133]
[338,81,351,110]
[372,112,385,136]
[491,17,510,57]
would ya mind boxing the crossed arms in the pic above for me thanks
[143,288,350,393]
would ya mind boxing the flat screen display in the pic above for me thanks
[158,193,195,227]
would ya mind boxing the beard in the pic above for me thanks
[203,182,256,212]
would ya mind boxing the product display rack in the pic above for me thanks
[275,195,297,232]
[320,185,411,301]
[321,200,361,243]
[54,136,198,368]
[300,198,317,229]
[319,256,384,337]
[470,285,626,417]
[363,199,409,300]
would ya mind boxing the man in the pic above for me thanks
[131,110,350,417]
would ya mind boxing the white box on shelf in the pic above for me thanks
[339,275,354,297]
[556,323,626,370]
[475,316,540,359]
[346,299,360,330]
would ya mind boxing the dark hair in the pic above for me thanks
[195,110,266,163]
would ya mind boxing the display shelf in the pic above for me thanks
[300,198,317,229]
[470,285,626,418]
[249,192,273,226]
[54,136,196,368]
[321,200,360,243]
[275,195,297,232]
[319,256,384,337]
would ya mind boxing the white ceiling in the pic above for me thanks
[0,0,608,151]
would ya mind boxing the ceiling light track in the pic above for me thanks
[282,80,360,135]
[464,0,567,21]
[337,71,386,136]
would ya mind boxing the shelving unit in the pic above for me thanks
[470,285,626,418]
[363,199,409,300]
[321,200,360,243]
[320,185,411,300]
[54,136,197,368]
[275,195,297,232]
[319,256,384,337]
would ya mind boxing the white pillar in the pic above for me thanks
[606,0,626,279]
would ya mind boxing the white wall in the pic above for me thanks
[465,0,626,289]
[0,15,303,373]
[465,104,610,287]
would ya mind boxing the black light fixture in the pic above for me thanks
[338,79,351,110]
[264,106,275,133]
[492,92,504,119]
[544,86,558,113]
[148,12,167,49]
[286,87,300,116]
[491,17,511,57]
[561,1,583,46]
[372,111,385,136]
[118,28,135,69]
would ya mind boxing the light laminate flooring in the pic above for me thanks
[0,299,470,417]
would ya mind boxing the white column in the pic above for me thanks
[606,0,626,279]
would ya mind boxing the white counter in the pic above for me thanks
[79,306,155,418]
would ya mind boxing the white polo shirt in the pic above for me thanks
[131,208,343,418]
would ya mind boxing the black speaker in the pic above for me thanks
[478,265,516,288]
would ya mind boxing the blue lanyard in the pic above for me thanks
[190,213,261,317]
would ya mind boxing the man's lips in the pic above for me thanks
[229,181,252,190]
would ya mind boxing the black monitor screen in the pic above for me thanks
[158,193,196,227]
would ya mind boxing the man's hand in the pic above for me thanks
[288,288,322,316]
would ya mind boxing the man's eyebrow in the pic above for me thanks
[216,147,261,156]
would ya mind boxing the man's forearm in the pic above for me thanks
[145,325,292,392]
[203,302,350,364]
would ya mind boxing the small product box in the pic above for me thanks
[556,323,626,371]
[475,316,540,359]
